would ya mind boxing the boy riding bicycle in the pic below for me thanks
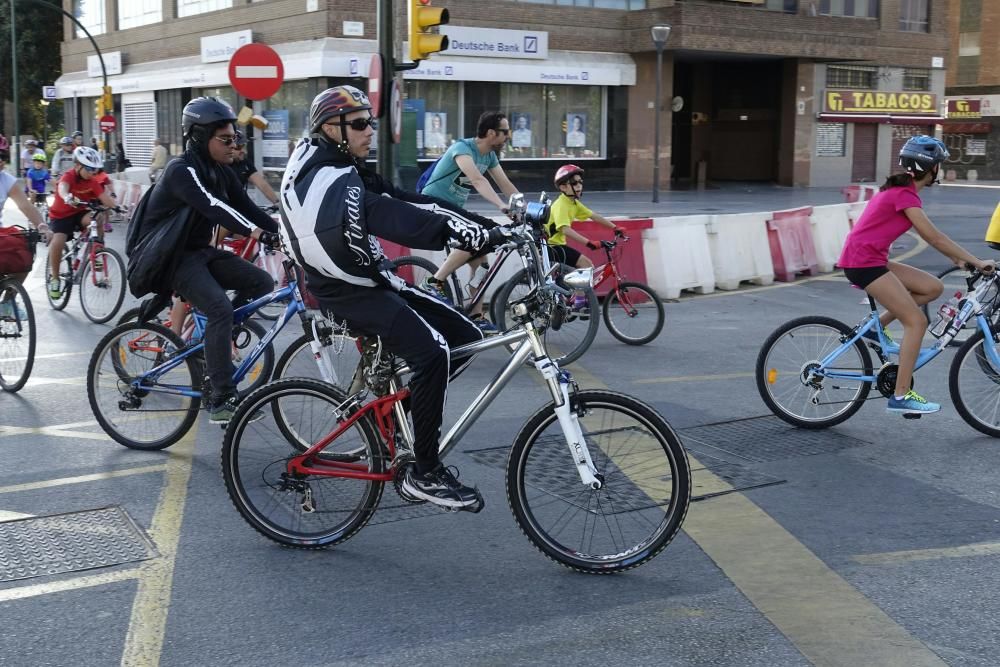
[25,152,51,206]
[47,147,118,300]
[548,165,625,270]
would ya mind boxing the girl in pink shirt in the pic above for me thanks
[838,135,995,415]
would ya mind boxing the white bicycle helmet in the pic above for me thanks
[73,146,103,169]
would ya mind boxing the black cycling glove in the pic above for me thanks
[257,231,281,248]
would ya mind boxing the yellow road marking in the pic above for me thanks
[0,569,141,603]
[121,426,196,667]
[634,371,754,385]
[854,541,1000,565]
[559,361,946,666]
[0,465,167,495]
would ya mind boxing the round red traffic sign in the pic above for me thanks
[99,115,116,133]
[228,43,285,100]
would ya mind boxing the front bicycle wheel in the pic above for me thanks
[0,279,36,392]
[87,322,202,450]
[507,390,690,573]
[756,315,873,428]
[222,378,386,548]
[44,247,73,310]
[391,255,462,310]
[272,332,362,390]
[495,267,599,366]
[79,247,126,324]
[601,281,665,345]
[949,330,1000,438]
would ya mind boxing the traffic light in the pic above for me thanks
[408,0,449,63]
[94,97,105,119]
[102,86,113,114]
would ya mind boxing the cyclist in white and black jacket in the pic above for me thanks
[141,96,280,424]
[280,85,510,511]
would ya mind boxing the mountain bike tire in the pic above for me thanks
[0,278,36,393]
[79,247,127,324]
[949,330,1000,438]
[601,281,665,345]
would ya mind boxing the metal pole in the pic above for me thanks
[376,0,393,180]
[652,44,663,203]
[11,0,19,175]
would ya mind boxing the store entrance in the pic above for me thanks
[672,58,783,184]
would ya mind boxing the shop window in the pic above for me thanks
[155,89,185,157]
[943,133,987,166]
[259,80,321,169]
[816,123,846,157]
[902,68,930,91]
[404,80,463,159]
[194,86,238,109]
[118,0,161,29]
[73,0,105,37]
[764,0,799,11]
[826,65,878,89]
[819,0,878,18]
[178,0,233,18]
[899,0,929,32]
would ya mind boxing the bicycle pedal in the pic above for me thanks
[902,413,922,420]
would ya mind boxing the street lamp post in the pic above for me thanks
[650,24,671,203]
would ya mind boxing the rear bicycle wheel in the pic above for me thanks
[79,248,126,324]
[222,378,386,548]
[272,332,362,390]
[44,246,73,310]
[0,279,36,392]
[391,255,462,310]
[949,330,1000,438]
[495,267,599,366]
[87,322,202,450]
[601,281,665,345]
[507,390,690,573]
[756,315,873,428]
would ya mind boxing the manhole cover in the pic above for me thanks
[680,415,870,463]
[0,506,158,583]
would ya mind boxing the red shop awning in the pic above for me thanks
[941,121,992,133]
[817,113,946,124]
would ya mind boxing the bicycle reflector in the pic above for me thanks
[767,368,778,384]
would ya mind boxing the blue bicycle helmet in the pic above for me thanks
[898,135,949,175]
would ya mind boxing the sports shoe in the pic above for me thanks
[419,277,454,306]
[400,464,484,511]
[887,390,940,415]
[209,393,239,425]
[104,222,114,233]
[570,294,589,311]
[471,314,498,335]
[48,277,62,300]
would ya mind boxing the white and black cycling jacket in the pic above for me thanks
[279,137,490,299]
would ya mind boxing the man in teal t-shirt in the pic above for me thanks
[419,112,520,329]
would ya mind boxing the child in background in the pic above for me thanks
[24,152,51,205]
[548,164,625,270]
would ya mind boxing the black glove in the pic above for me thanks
[614,227,626,238]
[586,240,599,251]
[257,231,281,248]
[486,226,516,249]
[445,218,489,252]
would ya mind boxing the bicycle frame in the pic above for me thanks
[285,319,602,490]
[816,286,1000,384]
[126,270,311,400]
[453,231,557,312]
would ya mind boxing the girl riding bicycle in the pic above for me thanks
[838,135,996,416]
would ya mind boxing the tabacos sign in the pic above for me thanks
[824,90,937,115]
[947,99,982,119]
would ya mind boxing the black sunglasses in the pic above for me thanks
[213,135,238,146]
[496,127,510,135]
[344,117,378,131]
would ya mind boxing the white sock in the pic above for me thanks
[894,395,905,401]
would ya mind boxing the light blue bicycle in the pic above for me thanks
[756,267,1000,436]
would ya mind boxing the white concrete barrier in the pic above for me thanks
[846,200,869,226]
[644,216,715,299]
[705,212,774,290]
[810,204,852,273]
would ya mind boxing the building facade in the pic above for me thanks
[57,0,948,189]
[943,0,999,181]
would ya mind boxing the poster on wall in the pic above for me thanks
[404,99,426,153]
[511,113,532,147]
[566,113,586,148]
[424,112,448,155]
[262,109,290,168]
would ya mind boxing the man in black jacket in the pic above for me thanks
[138,97,280,424]
[280,85,508,511]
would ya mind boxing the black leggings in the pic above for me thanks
[320,284,483,473]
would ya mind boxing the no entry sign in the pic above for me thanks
[99,115,116,133]
[228,43,285,100]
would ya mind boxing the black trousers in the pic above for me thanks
[320,283,483,472]
[171,247,273,399]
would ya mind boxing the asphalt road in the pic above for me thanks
[1,183,999,666]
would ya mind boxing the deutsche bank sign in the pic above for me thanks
[444,27,548,60]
